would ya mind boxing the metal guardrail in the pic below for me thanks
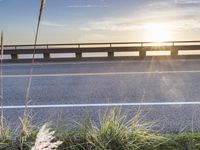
[2,41,200,62]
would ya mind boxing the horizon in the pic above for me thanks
[1,0,200,44]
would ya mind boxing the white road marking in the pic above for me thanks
[3,70,200,78]
[2,102,200,109]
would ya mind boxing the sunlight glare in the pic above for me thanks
[146,23,172,43]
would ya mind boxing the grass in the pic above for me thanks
[0,109,200,150]
[86,110,164,150]
[24,0,46,106]
[1,0,200,150]
[24,0,46,117]
[32,124,62,150]
[20,0,46,146]
[54,109,166,150]
[0,0,48,149]
[0,30,11,147]
[157,132,200,150]
[0,31,4,132]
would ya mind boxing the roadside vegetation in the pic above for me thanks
[1,0,200,150]
[0,109,200,150]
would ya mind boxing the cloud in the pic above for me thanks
[41,21,65,27]
[146,1,172,7]
[78,33,108,42]
[81,13,200,33]
[144,0,200,9]
[66,0,108,8]
[81,19,140,31]
[67,5,108,8]
[175,0,200,4]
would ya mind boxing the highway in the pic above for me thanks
[2,59,200,132]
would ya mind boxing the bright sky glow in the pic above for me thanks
[146,23,172,42]
[0,0,200,44]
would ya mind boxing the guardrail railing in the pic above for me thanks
[2,41,200,62]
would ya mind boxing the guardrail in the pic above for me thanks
[2,41,200,62]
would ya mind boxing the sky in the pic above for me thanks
[0,0,200,44]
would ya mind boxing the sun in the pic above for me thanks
[146,23,172,42]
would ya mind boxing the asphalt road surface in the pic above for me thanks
[2,59,200,132]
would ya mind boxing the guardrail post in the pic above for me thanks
[76,44,82,59]
[43,53,50,59]
[43,45,50,59]
[11,54,18,60]
[108,44,114,58]
[139,49,146,58]
[171,48,178,57]
[108,51,114,58]
[76,52,82,59]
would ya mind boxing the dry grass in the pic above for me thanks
[24,0,46,115]
[1,108,200,150]
[0,31,4,129]
[21,0,46,143]
[0,31,11,146]
[0,31,5,142]
[32,124,62,150]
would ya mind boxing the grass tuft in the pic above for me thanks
[87,109,165,150]
[0,31,11,147]
[58,109,166,150]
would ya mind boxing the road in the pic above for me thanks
[2,59,200,132]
